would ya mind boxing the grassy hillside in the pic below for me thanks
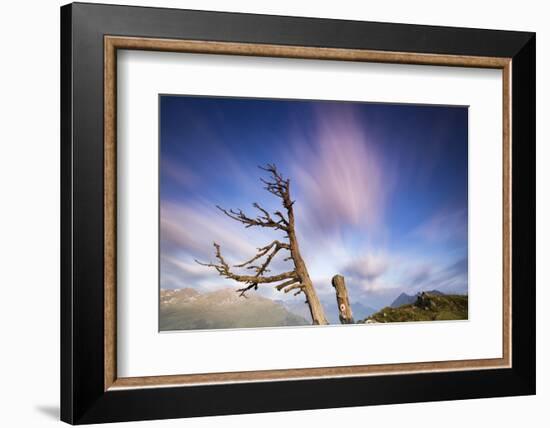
[362,292,468,323]
[160,288,309,331]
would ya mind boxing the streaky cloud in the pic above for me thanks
[288,104,396,235]
[412,206,467,243]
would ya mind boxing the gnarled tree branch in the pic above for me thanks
[194,164,329,324]
[216,203,288,231]
[195,242,297,297]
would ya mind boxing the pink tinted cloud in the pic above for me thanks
[288,104,394,234]
[160,200,259,260]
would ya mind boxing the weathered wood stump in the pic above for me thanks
[331,274,354,324]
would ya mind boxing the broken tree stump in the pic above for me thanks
[331,274,354,324]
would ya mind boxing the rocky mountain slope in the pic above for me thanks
[160,288,309,331]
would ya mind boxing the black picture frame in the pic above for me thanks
[61,2,535,424]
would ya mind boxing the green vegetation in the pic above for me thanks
[362,292,468,323]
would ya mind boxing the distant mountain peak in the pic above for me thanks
[390,292,416,308]
[390,289,446,308]
[423,289,444,296]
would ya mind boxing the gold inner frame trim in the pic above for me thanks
[104,35,512,391]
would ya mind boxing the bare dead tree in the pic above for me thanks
[196,164,329,325]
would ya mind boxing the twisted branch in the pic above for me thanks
[195,242,297,297]
[216,202,288,231]
[259,164,294,211]
[196,165,299,297]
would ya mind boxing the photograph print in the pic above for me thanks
[159,95,468,331]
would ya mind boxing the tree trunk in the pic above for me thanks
[287,221,328,325]
[331,275,354,324]
[289,240,328,325]
[301,280,328,325]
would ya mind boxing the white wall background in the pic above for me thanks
[0,0,546,427]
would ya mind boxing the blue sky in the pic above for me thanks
[159,95,468,311]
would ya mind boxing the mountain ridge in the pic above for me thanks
[390,289,444,308]
[160,287,309,331]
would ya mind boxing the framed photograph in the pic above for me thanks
[61,2,535,424]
